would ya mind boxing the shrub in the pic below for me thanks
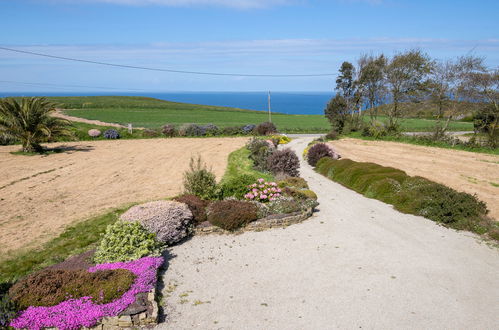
[266,148,300,177]
[222,126,243,136]
[278,177,309,189]
[267,196,302,215]
[0,293,17,328]
[142,128,160,137]
[178,123,204,137]
[183,156,218,199]
[246,138,274,172]
[244,178,282,202]
[201,124,219,136]
[207,200,258,231]
[88,129,101,138]
[103,129,120,139]
[173,194,208,224]
[307,143,340,167]
[219,174,260,200]
[325,130,339,140]
[254,122,277,136]
[94,221,163,263]
[162,124,177,137]
[270,135,291,145]
[282,187,317,201]
[121,200,193,245]
[9,268,135,310]
[242,124,256,134]
[361,121,388,138]
[250,201,270,218]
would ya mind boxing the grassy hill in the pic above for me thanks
[50,96,473,133]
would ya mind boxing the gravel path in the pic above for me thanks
[158,137,499,330]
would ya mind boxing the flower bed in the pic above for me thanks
[10,256,163,330]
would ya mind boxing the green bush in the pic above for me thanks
[246,138,274,172]
[207,200,258,231]
[94,221,163,263]
[277,177,309,189]
[314,157,494,239]
[9,268,135,310]
[183,156,218,200]
[282,187,317,201]
[219,174,259,200]
[0,293,17,328]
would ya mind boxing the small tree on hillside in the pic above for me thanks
[0,97,72,153]
[358,54,387,121]
[324,94,349,133]
[385,49,433,130]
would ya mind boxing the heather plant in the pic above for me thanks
[207,200,258,231]
[201,124,219,136]
[178,123,204,136]
[307,143,340,167]
[246,138,274,171]
[94,221,163,263]
[266,148,300,177]
[121,200,193,245]
[221,126,243,135]
[267,196,302,215]
[142,128,160,137]
[103,129,120,139]
[242,124,256,134]
[9,268,135,310]
[183,155,218,199]
[162,124,177,137]
[88,129,101,138]
[277,177,309,189]
[0,293,17,328]
[254,122,277,136]
[244,178,282,202]
[173,194,208,224]
[10,257,163,330]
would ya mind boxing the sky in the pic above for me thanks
[0,0,498,92]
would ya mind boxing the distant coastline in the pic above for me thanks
[0,91,333,115]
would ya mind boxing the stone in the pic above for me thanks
[101,317,118,326]
[118,315,133,327]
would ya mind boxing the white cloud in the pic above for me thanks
[51,0,295,9]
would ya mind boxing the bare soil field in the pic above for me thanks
[0,138,246,257]
[330,138,499,220]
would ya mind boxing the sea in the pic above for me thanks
[0,91,334,115]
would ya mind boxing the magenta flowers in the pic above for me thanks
[10,256,163,330]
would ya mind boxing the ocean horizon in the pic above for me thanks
[0,91,334,115]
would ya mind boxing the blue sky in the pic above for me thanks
[0,0,498,92]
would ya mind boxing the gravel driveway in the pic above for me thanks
[157,137,499,330]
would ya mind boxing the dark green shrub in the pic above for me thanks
[103,129,120,139]
[246,138,274,172]
[183,156,218,199]
[364,178,402,204]
[207,200,258,231]
[254,122,277,136]
[9,268,135,310]
[266,148,300,177]
[307,143,339,167]
[222,126,243,136]
[361,121,388,138]
[277,177,309,189]
[282,187,317,201]
[178,123,204,137]
[173,194,209,224]
[162,124,177,137]
[94,221,163,263]
[325,130,339,140]
[201,124,219,136]
[0,293,17,328]
[219,174,259,200]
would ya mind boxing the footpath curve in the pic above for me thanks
[157,137,499,330]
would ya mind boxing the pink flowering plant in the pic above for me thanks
[10,256,163,330]
[244,178,282,203]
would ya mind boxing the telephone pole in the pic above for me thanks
[268,91,272,123]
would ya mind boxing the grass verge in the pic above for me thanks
[315,157,499,242]
[221,147,274,183]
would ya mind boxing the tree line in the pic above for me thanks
[325,49,498,147]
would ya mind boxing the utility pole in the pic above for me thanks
[268,91,272,123]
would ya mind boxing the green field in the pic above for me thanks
[51,96,474,133]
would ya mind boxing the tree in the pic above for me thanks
[385,49,432,129]
[358,54,387,121]
[334,61,363,130]
[324,94,349,133]
[0,97,72,152]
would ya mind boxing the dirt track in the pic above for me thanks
[0,138,246,257]
[329,138,499,220]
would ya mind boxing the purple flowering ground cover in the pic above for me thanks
[10,256,163,330]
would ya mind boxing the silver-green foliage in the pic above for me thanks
[94,221,163,263]
[183,156,218,200]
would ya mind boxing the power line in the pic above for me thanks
[0,80,148,92]
[0,46,338,78]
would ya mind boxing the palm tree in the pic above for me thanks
[0,97,72,153]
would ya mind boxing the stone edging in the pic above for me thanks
[194,208,314,235]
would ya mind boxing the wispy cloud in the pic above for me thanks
[48,0,295,9]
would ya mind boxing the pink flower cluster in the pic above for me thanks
[244,178,282,203]
[10,256,163,330]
